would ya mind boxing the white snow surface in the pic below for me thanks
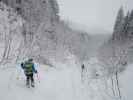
[0,63,89,100]
[119,64,133,100]
[0,60,132,100]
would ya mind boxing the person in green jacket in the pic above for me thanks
[21,58,37,87]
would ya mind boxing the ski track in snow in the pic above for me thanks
[0,62,132,100]
[119,64,133,100]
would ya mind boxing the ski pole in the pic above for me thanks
[36,73,40,83]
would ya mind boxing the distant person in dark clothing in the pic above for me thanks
[81,64,85,82]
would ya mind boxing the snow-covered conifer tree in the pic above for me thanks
[113,7,124,40]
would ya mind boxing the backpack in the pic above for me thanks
[23,62,34,75]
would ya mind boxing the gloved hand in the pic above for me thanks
[21,62,24,69]
[35,70,38,73]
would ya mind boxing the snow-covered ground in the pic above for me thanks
[0,63,89,100]
[0,57,133,100]
[0,60,132,100]
[120,64,133,100]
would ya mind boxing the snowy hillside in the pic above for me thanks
[0,0,92,65]
[0,2,24,65]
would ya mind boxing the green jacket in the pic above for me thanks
[21,61,37,75]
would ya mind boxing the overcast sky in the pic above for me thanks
[57,0,133,32]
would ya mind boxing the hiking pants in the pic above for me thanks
[26,73,34,85]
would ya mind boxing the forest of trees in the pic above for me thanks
[97,7,133,99]
[113,7,133,41]
[0,0,91,66]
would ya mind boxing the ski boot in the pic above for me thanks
[26,80,30,88]
[31,82,35,88]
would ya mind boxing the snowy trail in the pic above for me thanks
[1,62,132,100]
[119,64,133,100]
[0,65,90,100]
